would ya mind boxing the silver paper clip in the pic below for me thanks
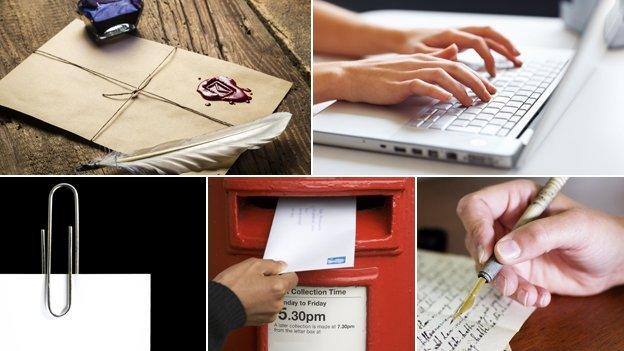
[41,183,79,317]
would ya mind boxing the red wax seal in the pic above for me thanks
[197,76,252,105]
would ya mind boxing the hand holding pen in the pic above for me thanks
[454,178,624,317]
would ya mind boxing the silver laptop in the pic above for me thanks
[313,0,611,169]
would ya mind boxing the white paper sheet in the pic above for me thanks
[0,274,150,351]
[263,197,356,273]
[417,250,534,351]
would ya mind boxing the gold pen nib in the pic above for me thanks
[451,277,486,323]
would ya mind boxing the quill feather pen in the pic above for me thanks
[78,112,292,174]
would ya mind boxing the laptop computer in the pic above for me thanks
[313,0,612,169]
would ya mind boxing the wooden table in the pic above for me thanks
[0,0,310,174]
[511,285,624,350]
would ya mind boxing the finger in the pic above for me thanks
[494,209,587,265]
[462,26,521,56]
[535,285,552,307]
[277,272,299,291]
[415,54,496,94]
[512,274,539,307]
[491,266,519,296]
[439,61,492,102]
[457,191,498,264]
[413,42,444,54]
[258,259,288,275]
[485,38,523,67]
[457,179,541,263]
[416,68,472,106]
[430,44,459,60]
[407,79,453,101]
[402,62,490,102]
[452,32,498,77]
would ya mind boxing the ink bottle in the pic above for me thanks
[77,0,144,41]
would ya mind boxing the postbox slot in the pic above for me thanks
[233,195,393,251]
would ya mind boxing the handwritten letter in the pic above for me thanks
[417,250,534,351]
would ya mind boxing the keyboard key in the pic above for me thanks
[503,121,515,129]
[516,90,532,97]
[500,107,518,114]
[447,125,482,133]
[510,95,527,102]
[421,119,434,128]
[494,112,513,120]
[451,119,471,127]
[446,108,465,116]
[482,107,499,115]
[488,102,505,109]
[489,118,507,126]
[517,109,528,115]
[498,128,511,136]
[474,113,495,121]
[469,119,488,127]
[434,102,453,110]
[521,103,532,110]
[459,113,477,121]
[430,115,456,129]
[429,110,445,122]
[526,98,537,105]
[481,125,501,135]
[507,101,523,108]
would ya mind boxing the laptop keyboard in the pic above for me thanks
[408,58,568,137]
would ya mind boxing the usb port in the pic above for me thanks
[446,152,457,160]
[394,146,407,153]
[412,148,423,156]
[428,150,439,159]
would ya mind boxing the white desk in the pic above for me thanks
[313,10,624,175]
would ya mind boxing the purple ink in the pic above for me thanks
[77,0,144,41]
[197,76,252,105]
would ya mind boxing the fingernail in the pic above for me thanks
[493,276,505,294]
[496,240,521,261]
[477,245,487,264]
[539,293,550,306]
[518,289,529,306]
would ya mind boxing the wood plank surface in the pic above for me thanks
[0,0,310,174]
[511,285,624,350]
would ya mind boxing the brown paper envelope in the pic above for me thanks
[94,96,227,153]
[0,19,292,153]
[0,54,128,140]
[141,49,293,125]
[40,20,174,88]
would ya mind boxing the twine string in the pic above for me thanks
[33,48,233,142]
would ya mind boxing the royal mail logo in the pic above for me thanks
[327,256,346,265]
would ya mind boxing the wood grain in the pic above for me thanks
[511,285,624,350]
[0,0,310,174]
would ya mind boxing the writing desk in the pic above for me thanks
[313,10,624,175]
[511,285,624,349]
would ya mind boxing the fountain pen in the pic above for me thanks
[452,177,569,322]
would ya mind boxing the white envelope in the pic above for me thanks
[263,197,356,273]
[0,274,150,351]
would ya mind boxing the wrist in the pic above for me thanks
[357,24,408,54]
[313,62,347,103]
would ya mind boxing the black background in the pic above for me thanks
[0,177,207,349]
[329,0,560,17]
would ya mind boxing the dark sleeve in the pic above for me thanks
[209,281,247,351]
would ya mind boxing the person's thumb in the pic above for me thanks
[431,44,458,60]
[493,209,586,265]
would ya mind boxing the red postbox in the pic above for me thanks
[209,177,414,351]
